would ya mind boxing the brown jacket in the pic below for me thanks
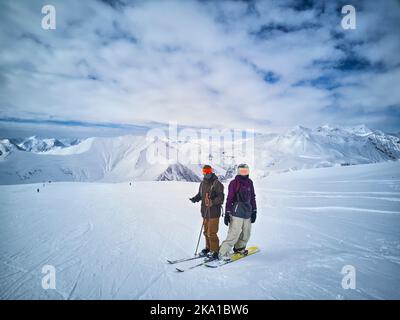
[191,174,225,218]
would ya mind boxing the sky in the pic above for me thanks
[0,0,399,138]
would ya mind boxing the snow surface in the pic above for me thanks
[0,161,399,299]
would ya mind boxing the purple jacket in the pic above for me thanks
[225,175,257,218]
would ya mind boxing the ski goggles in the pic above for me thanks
[202,167,213,174]
[238,167,249,175]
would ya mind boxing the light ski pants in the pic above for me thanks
[219,216,252,257]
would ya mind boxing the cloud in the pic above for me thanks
[0,0,399,136]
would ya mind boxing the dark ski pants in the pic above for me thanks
[203,217,220,252]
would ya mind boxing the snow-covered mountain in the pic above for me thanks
[0,139,23,160]
[0,124,399,184]
[18,136,65,152]
[8,136,81,153]
[157,163,201,182]
[254,124,400,175]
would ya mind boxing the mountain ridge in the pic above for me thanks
[0,124,399,184]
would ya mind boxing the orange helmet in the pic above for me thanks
[202,165,213,175]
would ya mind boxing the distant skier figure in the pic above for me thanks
[190,165,224,260]
[219,164,257,259]
[37,188,40,193]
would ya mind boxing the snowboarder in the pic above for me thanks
[219,164,257,259]
[37,188,40,193]
[190,165,224,260]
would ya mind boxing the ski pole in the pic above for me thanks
[194,205,210,256]
[194,220,204,256]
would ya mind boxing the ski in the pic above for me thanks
[167,255,204,265]
[175,257,216,272]
[205,246,259,268]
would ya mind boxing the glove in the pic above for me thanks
[251,210,257,223]
[189,197,196,203]
[224,212,231,226]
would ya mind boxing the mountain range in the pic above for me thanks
[0,125,399,185]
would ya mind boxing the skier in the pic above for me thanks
[219,164,257,259]
[190,165,224,260]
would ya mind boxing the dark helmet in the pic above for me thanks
[237,163,249,175]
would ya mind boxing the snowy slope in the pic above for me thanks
[0,135,162,184]
[0,161,399,299]
[255,125,400,175]
[0,125,399,184]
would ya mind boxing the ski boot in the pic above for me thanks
[206,251,219,260]
[220,254,231,262]
[233,247,248,256]
[199,248,210,257]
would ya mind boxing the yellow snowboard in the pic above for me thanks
[205,246,260,268]
[230,246,259,261]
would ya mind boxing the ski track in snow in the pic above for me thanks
[0,161,399,299]
[282,206,400,215]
